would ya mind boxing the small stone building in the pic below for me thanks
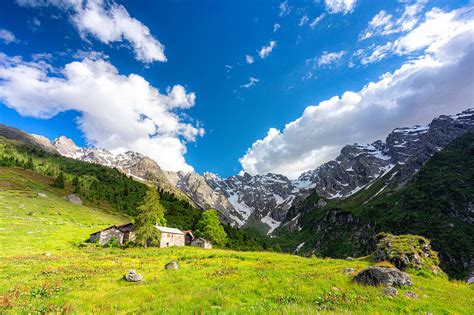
[155,226,186,247]
[89,223,135,245]
[90,224,187,247]
[182,230,194,245]
[190,237,212,249]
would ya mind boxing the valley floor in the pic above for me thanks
[0,167,472,314]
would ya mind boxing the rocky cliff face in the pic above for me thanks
[165,171,238,224]
[203,172,297,233]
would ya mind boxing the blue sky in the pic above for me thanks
[0,0,472,178]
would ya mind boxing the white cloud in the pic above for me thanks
[358,6,473,64]
[309,14,325,29]
[0,29,17,44]
[240,6,474,178]
[360,0,427,40]
[317,50,345,66]
[273,23,281,32]
[360,42,393,65]
[258,41,277,59]
[17,0,166,63]
[299,15,309,26]
[279,1,291,17]
[240,77,259,89]
[0,55,203,172]
[245,55,254,64]
[324,0,357,15]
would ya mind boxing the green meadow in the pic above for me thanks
[0,167,472,314]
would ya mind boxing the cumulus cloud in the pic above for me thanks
[0,29,17,44]
[240,6,474,178]
[317,50,346,66]
[324,0,357,15]
[360,0,427,40]
[245,55,254,64]
[17,0,166,63]
[258,41,277,59]
[0,55,203,172]
[240,77,259,89]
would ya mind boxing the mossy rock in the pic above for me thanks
[374,233,440,273]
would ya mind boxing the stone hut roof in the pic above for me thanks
[90,222,134,235]
[155,225,185,235]
[182,230,194,237]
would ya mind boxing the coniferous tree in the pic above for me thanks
[53,172,65,189]
[134,187,167,247]
[72,176,80,193]
[25,157,34,170]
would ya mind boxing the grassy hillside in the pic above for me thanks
[0,135,210,227]
[285,130,474,279]
[0,166,472,313]
[0,135,271,251]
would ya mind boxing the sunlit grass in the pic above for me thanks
[0,167,472,313]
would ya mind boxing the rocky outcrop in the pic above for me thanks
[374,233,440,271]
[354,266,413,287]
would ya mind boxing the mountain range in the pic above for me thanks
[4,108,471,235]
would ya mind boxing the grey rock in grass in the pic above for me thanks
[344,268,356,274]
[383,286,398,297]
[165,261,179,270]
[37,192,47,198]
[354,266,413,287]
[467,272,474,284]
[44,252,52,257]
[404,291,418,298]
[124,269,143,282]
[64,194,82,205]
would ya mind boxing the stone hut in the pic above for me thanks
[89,223,135,245]
[90,224,187,247]
[190,237,212,249]
[182,230,194,245]
[155,226,186,247]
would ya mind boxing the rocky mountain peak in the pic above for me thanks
[52,136,78,157]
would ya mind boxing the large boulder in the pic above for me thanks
[354,266,413,287]
[64,194,82,205]
[124,269,143,282]
[374,233,439,271]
